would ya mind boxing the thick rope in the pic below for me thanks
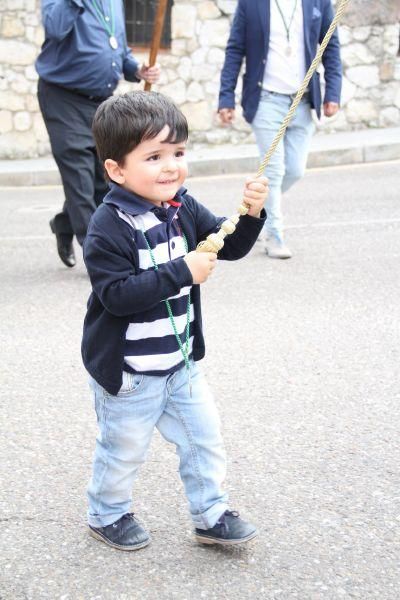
[197,0,350,253]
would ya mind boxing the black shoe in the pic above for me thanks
[195,510,258,546]
[89,513,150,551]
[49,218,76,268]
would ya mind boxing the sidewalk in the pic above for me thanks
[0,126,399,186]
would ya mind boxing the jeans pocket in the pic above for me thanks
[117,371,144,397]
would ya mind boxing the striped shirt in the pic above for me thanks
[116,201,194,375]
[83,184,265,395]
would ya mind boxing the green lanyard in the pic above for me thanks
[90,0,118,49]
[274,0,298,56]
[142,231,193,394]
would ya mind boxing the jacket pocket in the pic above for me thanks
[310,7,322,36]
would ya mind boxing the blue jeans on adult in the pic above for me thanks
[251,90,315,242]
[87,361,229,530]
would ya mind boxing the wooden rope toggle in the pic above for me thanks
[196,0,350,254]
[196,204,248,252]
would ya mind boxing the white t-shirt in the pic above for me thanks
[262,0,307,94]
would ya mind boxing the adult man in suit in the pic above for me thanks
[36,0,160,267]
[218,0,342,259]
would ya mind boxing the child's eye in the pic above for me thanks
[175,150,185,157]
[147,154,160,161]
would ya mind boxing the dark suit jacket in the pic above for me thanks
[218,0,342,121]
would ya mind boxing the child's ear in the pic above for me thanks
[104,159,125,184]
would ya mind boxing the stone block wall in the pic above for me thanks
[0,0,48,158]
[0,0,399,158]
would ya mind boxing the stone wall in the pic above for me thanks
[331,0,400,131]
[0,0,399,158]
[0,0,48,158]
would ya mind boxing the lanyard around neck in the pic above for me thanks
[142,230,192,374]
[90,0,118,48]
[274,0,298,43]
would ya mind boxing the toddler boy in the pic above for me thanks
[82,91,268,550]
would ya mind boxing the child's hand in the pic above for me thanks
[242,176,269,217]
[184,251,217,284]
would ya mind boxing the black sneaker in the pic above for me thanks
[89,513,150,551]
[195,510,258,546]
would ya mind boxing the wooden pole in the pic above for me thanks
[144,0,168,92]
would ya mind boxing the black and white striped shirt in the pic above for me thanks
[83,183,265,395]
[117,200,194,374]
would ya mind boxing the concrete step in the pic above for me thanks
[0,127,399,186]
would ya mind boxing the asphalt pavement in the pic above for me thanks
[1,161,400,599]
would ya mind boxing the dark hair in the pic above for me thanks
[92,91,189,166]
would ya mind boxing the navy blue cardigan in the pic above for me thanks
[82,188,266,395]
[218,0,342,122]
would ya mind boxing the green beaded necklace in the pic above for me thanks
[142,230,192,394]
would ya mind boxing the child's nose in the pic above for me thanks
[163,157,178,171]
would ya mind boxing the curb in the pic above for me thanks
[0,127,399,186]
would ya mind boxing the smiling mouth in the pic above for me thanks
[158,179,178,185]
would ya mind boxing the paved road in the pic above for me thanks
[1,161,399,599]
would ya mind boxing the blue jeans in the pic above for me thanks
[87,361,229,530]
[251,90,315,241]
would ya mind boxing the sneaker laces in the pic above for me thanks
[215,510,239,533]
[112,512,136,528]
[123,512,135,520]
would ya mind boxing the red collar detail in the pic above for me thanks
[167,198,182,207]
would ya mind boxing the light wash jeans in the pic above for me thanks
[252,90,315,242]
[87,361,229,530]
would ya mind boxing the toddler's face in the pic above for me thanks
[116,125,188,205]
